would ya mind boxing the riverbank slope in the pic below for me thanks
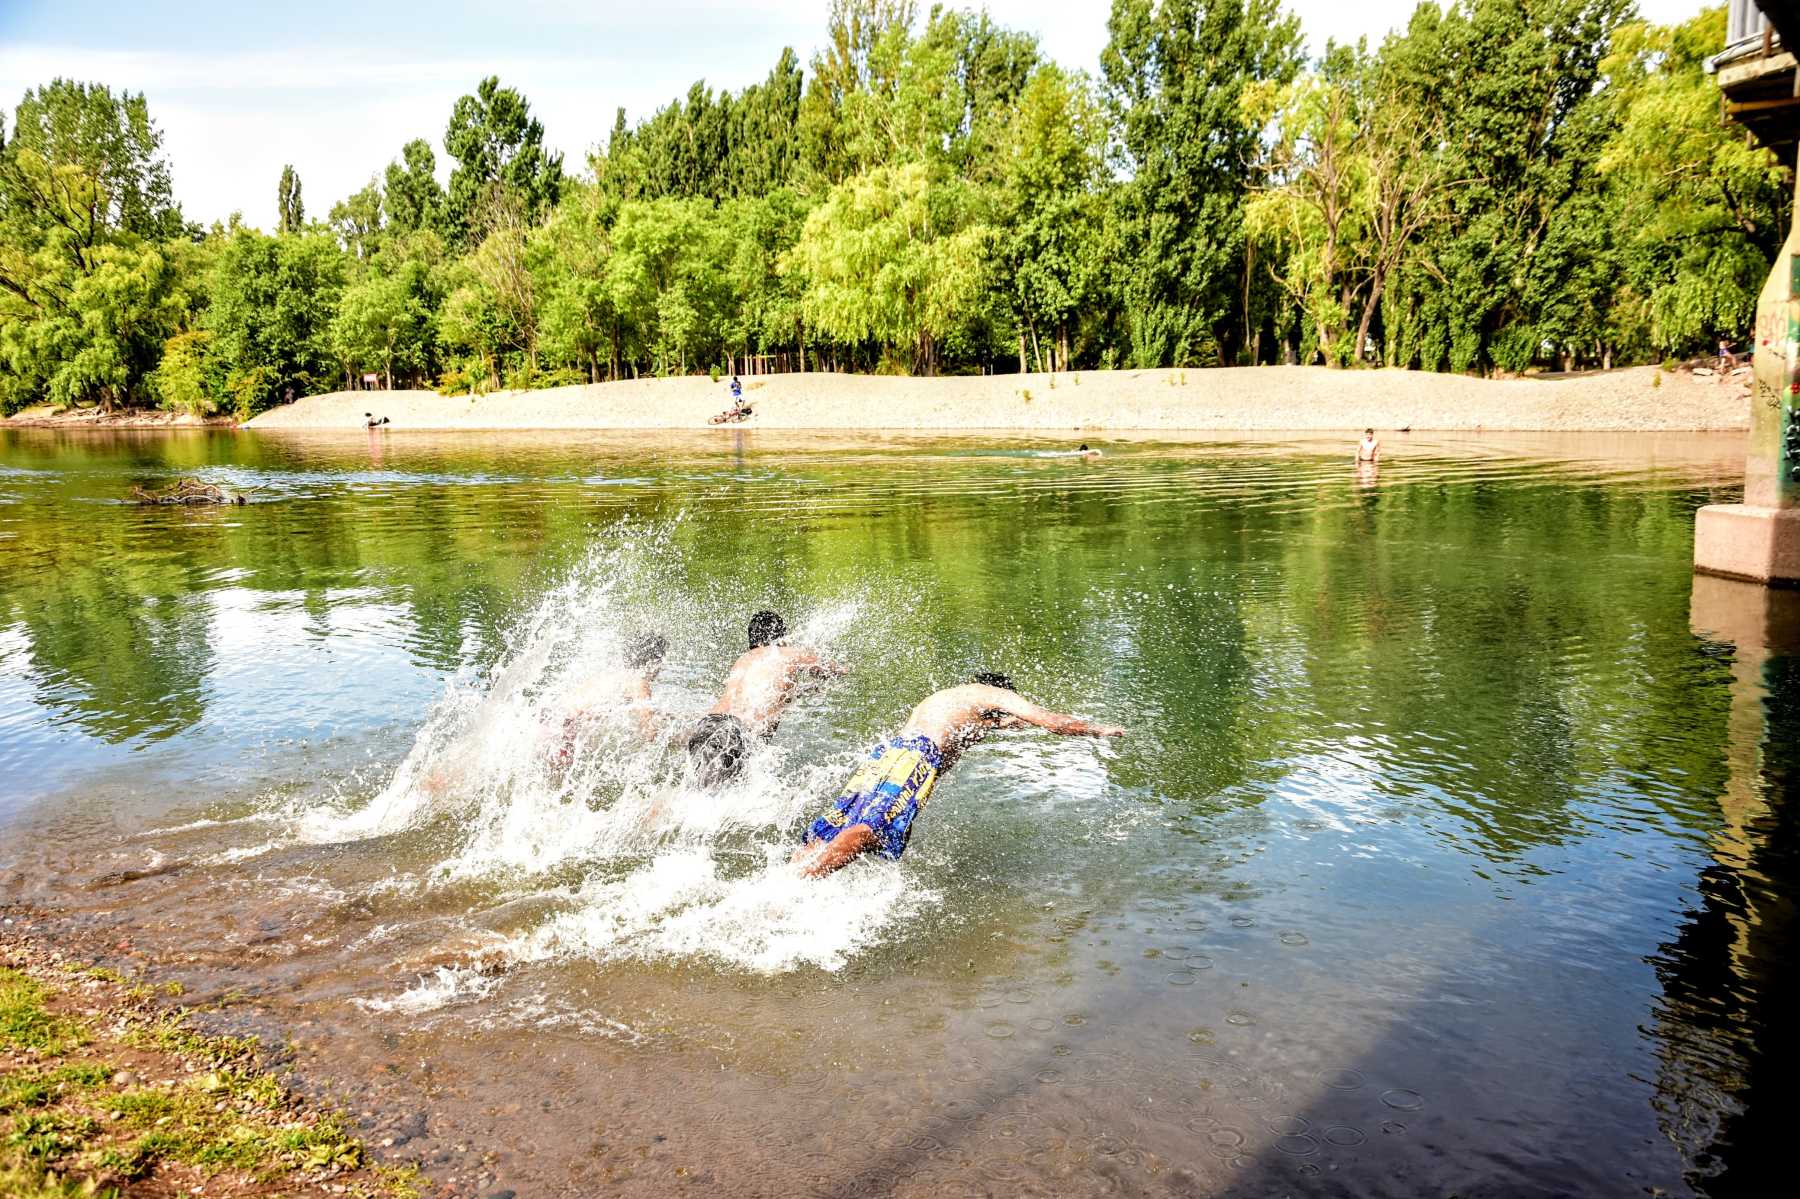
[238,365,1748,433]
[5,406,232,429]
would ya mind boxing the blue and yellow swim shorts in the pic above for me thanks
[804,735,942,860]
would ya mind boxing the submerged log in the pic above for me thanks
[129,478,254,505]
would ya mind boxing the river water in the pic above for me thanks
[0,426,1790,1197]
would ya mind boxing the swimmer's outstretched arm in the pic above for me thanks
[977,686,1126,738]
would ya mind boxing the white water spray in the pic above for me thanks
[283,521,938,988]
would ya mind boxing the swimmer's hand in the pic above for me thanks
[1090,723,1127,738]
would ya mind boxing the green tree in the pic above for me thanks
[1599,5,1787,358]
[439,190,541,388]
[206,228,346,414]
[443,77,564,243]
[1102,0,1304,367]
[277,164,304,233]
[533,183,621,382]
[0,81,192,411]
[384,138,445,235]
[1,79,185,240]
[720,189,812,370]
[1381,0,1631,373]
[329,179,384,262]
[151,328,216,415]
[606,196,731,376]
[1245,52,1372,366]
[330,263,433,389]
[798,0,918,184]
[787,162,990,374]
[993,64,1107,372]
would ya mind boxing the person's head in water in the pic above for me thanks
[1364,428,1375,439]
[973,671,1015,691]
[748,610,787,648]
[1079,443,1089,452]
[625,632,668,673]
[687,714,751,789]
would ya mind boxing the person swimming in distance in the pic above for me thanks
[1356,428,1380,463]
[686,610,846,788]
[791,672,1125,876]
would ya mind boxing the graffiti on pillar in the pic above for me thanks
[1783,303,1800,500]
[1786,384,1800,490]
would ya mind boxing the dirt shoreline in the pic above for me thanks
[1,914,428,1199]
[232,364,1747,433]
[5,406,233,429]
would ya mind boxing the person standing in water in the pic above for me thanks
[1356,428,1381,463]
[687,610,845,788]
[792,673,1124,876]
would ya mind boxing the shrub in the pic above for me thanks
[151,331,218,417]
[436,368,474,396]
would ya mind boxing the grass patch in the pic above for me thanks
[96,1080,361,1178]
[365,1161,426,1199]
[0,1160,114,1198]
[1,969,86,1055]
[7,1108,101,1161]
[1,1066,111,1115]
[121,1010,258,1069]
[3,948,415,1197]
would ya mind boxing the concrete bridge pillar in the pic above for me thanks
[1694,170,1800,585]
[1696,2,1800,585]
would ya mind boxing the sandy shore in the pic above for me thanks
[237,365,1750,433]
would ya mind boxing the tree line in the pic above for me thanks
[0,0,1786,418]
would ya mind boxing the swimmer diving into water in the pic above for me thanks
[558,631,669,748]
[791,673,1125,876]
[686,610,846,788]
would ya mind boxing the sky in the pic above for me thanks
[0,0,1708,229]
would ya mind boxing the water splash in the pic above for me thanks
[277,518,932,978]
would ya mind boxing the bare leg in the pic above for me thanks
[791,824,878,878]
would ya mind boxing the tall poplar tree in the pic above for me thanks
[1101,0,1303,367]
[277,164,304,233]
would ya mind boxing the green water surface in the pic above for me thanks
[0,427,1788,1198]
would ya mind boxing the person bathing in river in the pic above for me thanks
[686,610,845,788]
[1356,428,1381,463]
[791,674,1125,876]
